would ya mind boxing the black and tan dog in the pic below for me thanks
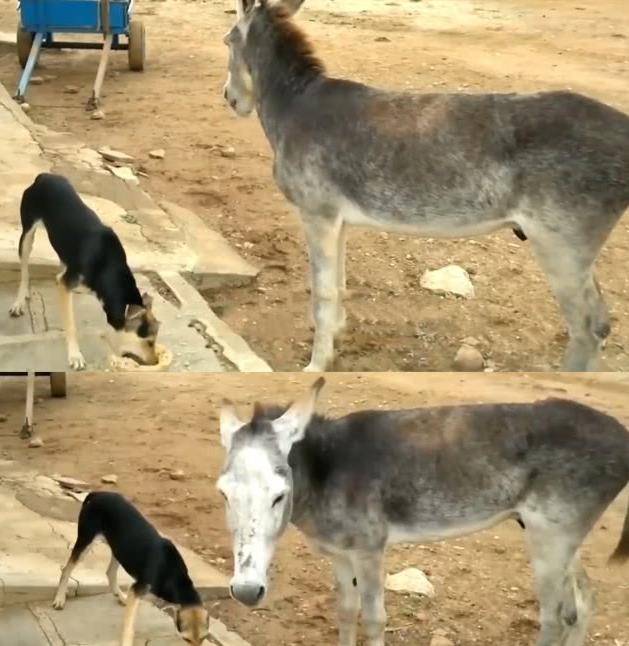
[9,173,160,369]
[53,492,210,646]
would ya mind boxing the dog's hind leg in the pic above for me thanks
[120,583,148,646]
[9,224,36,317]
[107,554,127,605]
[57,275,86,370]
[302,214,344,372]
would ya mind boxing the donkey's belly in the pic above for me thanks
[386,509,517,545]
[338,198,510,238]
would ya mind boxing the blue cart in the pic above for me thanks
[16,0,145,109]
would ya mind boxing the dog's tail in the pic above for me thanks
[609,486,629,564]
[18,176,46,257]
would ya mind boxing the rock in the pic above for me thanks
[64,85,80,94]
[107,165,139,185]
[30,76,44,85]
[52,476,90,491]
[0,414,7,423]
[219,145,236,159]
[169,469,185,481]
[385,568,435,597]
[98,146,135,163]
[149,148,165,159]
[91,109,105,120]
[454,345,484,371]
[420,265,475,299]
[375,36,391,42]
[28,437,44,448]
[430,636,454,646]
[101,474,118,484]
[20,103,31,113]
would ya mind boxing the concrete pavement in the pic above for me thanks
[0,461,249,646]
[0,80,270,372]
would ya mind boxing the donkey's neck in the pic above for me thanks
[246,11,324,148]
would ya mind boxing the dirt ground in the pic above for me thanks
[1,372,628,645]
[0,0,628,372]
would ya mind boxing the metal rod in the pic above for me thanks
[101,0,111,34]
[42,41,128,50]
[89,32,113,109]
[21,371,35,439]
[15,31,44,102]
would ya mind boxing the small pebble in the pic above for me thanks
[169,469,185,481]
[30,76,44,85]
[64,85,80,94]
[219,146,236,159]
[0,414,7,423]
[28,437,44,448]
[101,474,118,484]
[149,148,165,159]
[20,103,31,113]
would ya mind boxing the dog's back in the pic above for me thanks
[21,173,109,259]
[78,492,166,580]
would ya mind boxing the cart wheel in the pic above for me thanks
[50,373,67,398]
[17,26,34,69]
[128,20,145,72]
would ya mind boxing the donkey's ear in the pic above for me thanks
[237,0,257,18]
[273,0,306,16]
[220,400,245,450]
[272,377,324,454]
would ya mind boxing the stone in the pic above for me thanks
[52,476,90,491]
[454,344,485,371]
[169,469,185,481]
[149,148,165,159]
[101,474,118,484]
[28,437,44,448]
[107,165,139,185]
[420,265,475,299]
[20,103,31,113]
[0,414,7,423]
[30,76,44,85]
[91,109,105,120]
[430,636,454,646]
[219,146,236,159]
[98,146,135,163]
[385,568,435,597]
[64,85,80,94]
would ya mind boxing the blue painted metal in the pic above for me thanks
[19,0,131,35]
[15,30,43,101]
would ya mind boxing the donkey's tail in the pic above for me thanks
[609,490,629,563]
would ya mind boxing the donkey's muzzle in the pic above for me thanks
[230,582,265,607]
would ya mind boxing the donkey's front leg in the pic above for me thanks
[332,554,360,646]
[354,551,387,646]
[301,214,344,372]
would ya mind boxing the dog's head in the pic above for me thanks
[114,292,161,365]
[174,605,210,645]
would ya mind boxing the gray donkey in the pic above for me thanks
[217,378,629,646]
[222,0,629,372]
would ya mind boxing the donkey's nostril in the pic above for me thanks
[230,99,237,109]
[256,586,265,601]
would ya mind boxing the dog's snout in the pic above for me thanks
[230,582,265,607]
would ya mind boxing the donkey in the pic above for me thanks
[222,0,629,372]
[217,378,629,646]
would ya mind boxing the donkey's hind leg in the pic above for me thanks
[331,553,360,646]
[352,551,386,646]
[528,228,609,371]
[302,214,344,372]
[523,516,589,646]
[561,560,595,646]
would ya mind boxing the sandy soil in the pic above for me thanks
[0,0,628,372]
[1,372,628,645]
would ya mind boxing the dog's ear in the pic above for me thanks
[141,292,154,310]
[125,303,145,321]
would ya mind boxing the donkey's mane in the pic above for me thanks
[261,1,325,76]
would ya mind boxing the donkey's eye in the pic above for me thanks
[272,494,285,508]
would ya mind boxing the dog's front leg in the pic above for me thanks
[58,282,86,370]
[120,584,145,646]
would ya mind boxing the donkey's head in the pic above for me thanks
[216,377,324,607]
[222,0,307,116]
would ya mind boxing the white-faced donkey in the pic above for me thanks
[223,0,629,372]
[217,378,629,646]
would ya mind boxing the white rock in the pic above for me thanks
[101,473,118,484]
[107,165,139,185]
[385,568,435,597]
[420,265,475,299]
[20,103,31,113]
[91,109,105,120]
[149,148,165,159]
[454,344,484,371]
[98,146,134,163]
[28,437,44,448]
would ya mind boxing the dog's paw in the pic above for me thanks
[9,301,25,317]
[52,595,66,610]
[68,353,86,371]
[116,591,127,606]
